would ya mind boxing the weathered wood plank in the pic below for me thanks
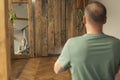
[61,0,66,46]
[8,0,13,79]
[8,0,15,59]
[8,0,14,59]
[19,59,40,80]
[35,0,42,56]
[70,0,78,37]
[28,0,34,57]
[54,0,62,54]
[41,0,48,56]
[48,0,55,54]
[65,0,73,39]
[35,0,48,56]
[0,0,10,80]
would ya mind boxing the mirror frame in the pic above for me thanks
[9,0,34,59]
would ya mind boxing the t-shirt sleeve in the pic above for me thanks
[58,39,71,70]
[18,45,22,50]
[118,41,120,65]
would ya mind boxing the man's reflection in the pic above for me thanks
[16,38,29,55]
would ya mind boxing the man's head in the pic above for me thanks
[21,38,26,45]
[83,1,107,26]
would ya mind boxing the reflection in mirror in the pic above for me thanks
[12,3,28,18]
[12,3,29,55]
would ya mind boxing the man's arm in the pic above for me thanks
[54,39,71,74]
[16,46,28,54]
[54,60,65,74]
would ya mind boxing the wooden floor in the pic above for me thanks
[11,56,71,80]
[11,56,120,80]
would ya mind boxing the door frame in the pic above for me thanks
[0,0,11,80]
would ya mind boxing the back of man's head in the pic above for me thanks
[85,1,107,25]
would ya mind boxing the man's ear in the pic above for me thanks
[103,18,107,24]
[83,15,86,24]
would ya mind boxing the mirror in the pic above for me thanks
[12,3,30,55]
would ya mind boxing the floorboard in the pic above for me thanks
[11,57,71,80]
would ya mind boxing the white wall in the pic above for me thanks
[90,0,120,39]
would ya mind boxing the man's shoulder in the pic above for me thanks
[106,35,120,42]
[66,35,85,45]
[104,35,120,45]
[68,35,84,41]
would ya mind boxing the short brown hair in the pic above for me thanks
[85,1,107,24]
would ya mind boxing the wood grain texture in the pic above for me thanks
[35,0,88,56]
[41,0,48,56]
[35,0,48,56]
[11,59,28,79]
[54,0,62,53]
[8,0,15,59]
[11,57,71,80]
[65,0,73,39]
[19,58,40,80]
[70,0,78,37]
[28,0,35,57]
[0,0,10,80]
[61,0,66,46]
[48,0,55,54]
[35,0,42,56]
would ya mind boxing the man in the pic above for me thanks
[54,1,120,80]
[16,38,29,54]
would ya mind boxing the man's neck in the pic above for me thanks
[87,29,103,34]
[86,24,103,34]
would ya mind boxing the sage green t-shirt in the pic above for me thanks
[58,33,120,80]
[19,45,29,54]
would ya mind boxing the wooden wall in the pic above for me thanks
[35,0,88,56]
[0,0,11,80]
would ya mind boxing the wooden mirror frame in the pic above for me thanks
[9,0,34,59]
